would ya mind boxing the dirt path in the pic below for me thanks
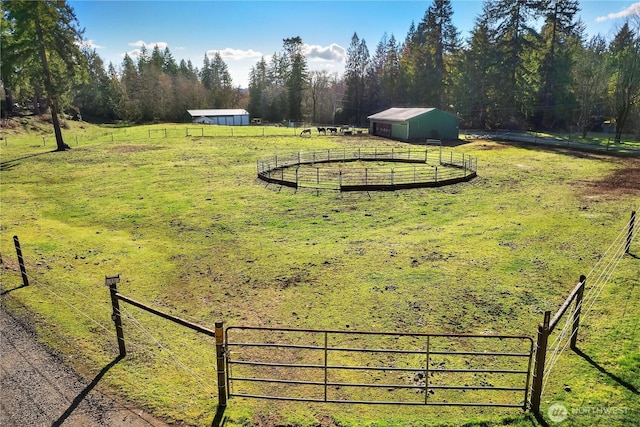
[0,308,172,427]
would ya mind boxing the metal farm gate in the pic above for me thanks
[225,327,534,408]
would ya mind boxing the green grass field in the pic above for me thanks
[1,119,639,426]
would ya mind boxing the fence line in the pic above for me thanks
[14,125,371,147]
[530,210,637,411]
[4,209,636,417]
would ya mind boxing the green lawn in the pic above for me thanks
[1,120,639,426]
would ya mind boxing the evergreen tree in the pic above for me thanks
[485,0,544,127]
[163,47,178,76]
[367,34,389,113]
[283,37,308,122]
[571,35,609,137]
[105,62,126,120]
[414,0,459,108]
[2,0,86,150]
[458,16,501,128]
[608,23,640,143]
[342,32,370,124]
[265,52,288,122]
[536,0,581,129]
[120,53,142,122]
[248,57,268,119]
[210,51,234,107]
[75,48,110,120]
[383,34,404,106]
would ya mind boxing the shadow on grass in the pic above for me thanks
[492,138,640,159]
[532,411,550,427]
[210,405,226,427]
[0,150,58,172]
[52,355,124,427]
[0,284,28,296]
[573,347,639,395]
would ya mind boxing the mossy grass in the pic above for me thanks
[1,119,638,426]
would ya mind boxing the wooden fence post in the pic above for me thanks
[570,275,586,349]
[530,310,551,413]
[105,275,126,357]
[215,321,227,406]
[626,211,636,254]
[13,236,29,287]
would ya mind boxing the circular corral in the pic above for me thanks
[257,147,477,191]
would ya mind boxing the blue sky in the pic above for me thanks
[70,1,640,88]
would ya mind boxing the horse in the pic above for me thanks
[327,127,338,135]
[317,127,326,135]
[300,128,311,137]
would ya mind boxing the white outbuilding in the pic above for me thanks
[187,109,250,126]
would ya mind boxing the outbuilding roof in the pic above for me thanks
[187,109,249,117]
[368,107,438,121]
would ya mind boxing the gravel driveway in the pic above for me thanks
[0,308,171,427]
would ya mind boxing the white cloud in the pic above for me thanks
[123,49,142,60]
[208,48,263,61]
[303,43,346,62]
[77,39,104,49]
[121,40,169,60]
[595,2,640,22]
[128,40,168,50]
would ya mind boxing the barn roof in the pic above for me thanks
[368,107,438,122]
[187,109,249,117]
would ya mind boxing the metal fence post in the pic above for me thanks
[106,275,126,357]
[570,275,586,349]
[13,236,29,287]
[215,321,227,406]
[626,211,636,254]
[530,310,551,413]
[424,335,430,404]
[323,331,329,402]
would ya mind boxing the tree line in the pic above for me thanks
[2,0,639,152]
[336,0,639,144]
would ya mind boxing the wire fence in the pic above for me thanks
[2,210,636,416]
[540,210,639,397]
[1,124,369,147]
[0,241,220,405]
[462,129,640,154]
[256,148,477,191]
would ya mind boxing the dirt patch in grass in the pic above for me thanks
[474,142,511,150]
[109,145,163,153]
[587,158,640,197]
